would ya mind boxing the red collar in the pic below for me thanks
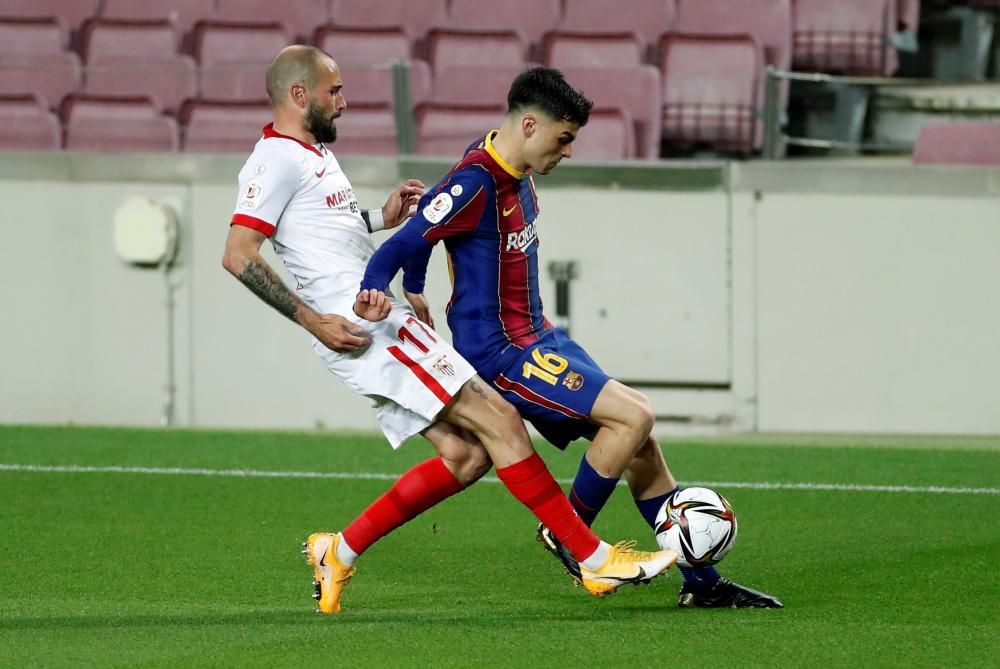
[262,123,323,157]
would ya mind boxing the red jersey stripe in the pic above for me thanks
[495,374,587,420]
[387,345,453,405]
[231,213,276,237]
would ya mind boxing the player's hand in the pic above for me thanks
[382,179,425,230]
[404,289,434,329]
[310,313,373,353]
[354,288,392,322]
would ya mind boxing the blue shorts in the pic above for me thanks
[491,328,610,449]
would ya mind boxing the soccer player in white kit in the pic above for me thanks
[221,45,677,614]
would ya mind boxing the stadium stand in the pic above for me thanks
[792,0,899,76]
[675,0,792,73]
[425,30,527,76]
[659,34,762,153]
[330,103,398,156]
[912,121,1000,165]
[557,0,676,56]
[192,21,293,102]
[99,0,217,39]
[0,94,61,150]
[571,107,636,160]
[61,94,179,152]
[542,32,645,69]
[446,0,561,53]
[416,103,506,156]
[79,19,196,113]
[432,64,528,108]
[329,0,448,52]
[897,0,921,32]
[0,0,101,36]
[214,0,331,43]
[559,65,663,159]
[0,17,80,111]
[180,99,271,153]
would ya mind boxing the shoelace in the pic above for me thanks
[609,540,660,562]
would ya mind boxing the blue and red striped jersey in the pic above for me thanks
[361,130,552,380]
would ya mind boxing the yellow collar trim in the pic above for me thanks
[485,130,523,179]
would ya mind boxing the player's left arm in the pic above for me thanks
[362,179,425,233]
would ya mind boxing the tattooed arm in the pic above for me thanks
[222,225,373,353]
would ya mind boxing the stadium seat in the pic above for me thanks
[331,103,398,156]
[674,0,793,72]
[542,32,645,69]
[0,18,81,110]
[425,30,527,77]
[100,0,217,37]
[78,20,196,113]
[896,0,920,32]
[214,0,331,42]
[559,65,663,159]
[432,64,528,108]
[0,94,61,150]
[415,104,506,156]
[446,0,561,51]
[792,0,898,76]
[193,21,293,102]
[912,121,1000,165]
[571,107,636,160]
[313,27,431,106]
[558,0,676,55]
[0,0,101,35]
[330,0,447,50]
[180,99,272,153]
[62,94,179,152]
[659,34,762,152]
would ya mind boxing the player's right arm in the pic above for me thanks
[222,225,376,352]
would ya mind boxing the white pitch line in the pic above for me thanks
[1,463,997,496]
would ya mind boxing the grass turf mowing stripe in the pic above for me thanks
[1,462,997,495]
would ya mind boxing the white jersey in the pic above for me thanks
[230,124,475,447]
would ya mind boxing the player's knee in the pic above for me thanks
[462,445,492,482]
[625,395,656,436]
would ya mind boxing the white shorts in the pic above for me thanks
[312,303,476,448]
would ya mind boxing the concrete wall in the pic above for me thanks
[1,151,997,435]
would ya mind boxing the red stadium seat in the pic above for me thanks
[446,0,561,51]
[193,21,293,102]
[215,0,331,42]
[659,34,762,152]
[572,107,636,160]
[432,64,527,108]
[792,0,898,76]
[0,94,61,150]
[331,103,398,156]
[62,94,179,152]
[1,0,101,34]
[912,121,1000,166]
[330,0,447,47]
[558,0,676,53]
[78,20,196,113]
[559,65,663,159]
[100,0,217,37]
[426,30,527,76]
[542,32,644,69]
[675,0,793,72]
[180,99,272,153]
[416,104,506,156]
[313,27,431,105]
[0,19,80,110]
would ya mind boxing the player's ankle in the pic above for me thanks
[579,541,610,570]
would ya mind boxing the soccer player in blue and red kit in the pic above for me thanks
[359,67,782,608]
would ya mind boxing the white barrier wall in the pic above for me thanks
[1,152,997,435]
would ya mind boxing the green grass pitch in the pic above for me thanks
[1,426,998,668]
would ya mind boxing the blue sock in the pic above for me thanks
[568,455,619,526]
[635,486,722,592]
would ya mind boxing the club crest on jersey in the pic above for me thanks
[562,371,584,391]
[432,354,456,376]
[424,192,453,224]
[505,220,537,252]
[239,180,263,209]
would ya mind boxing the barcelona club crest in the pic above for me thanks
[562,371,584,391]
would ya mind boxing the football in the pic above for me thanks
[654,487,738,568]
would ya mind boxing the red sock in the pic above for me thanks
[495,452,600,562]
[342,457,465,555]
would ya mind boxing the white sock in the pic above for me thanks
[579,541,611,570]
[335,534,359,566]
